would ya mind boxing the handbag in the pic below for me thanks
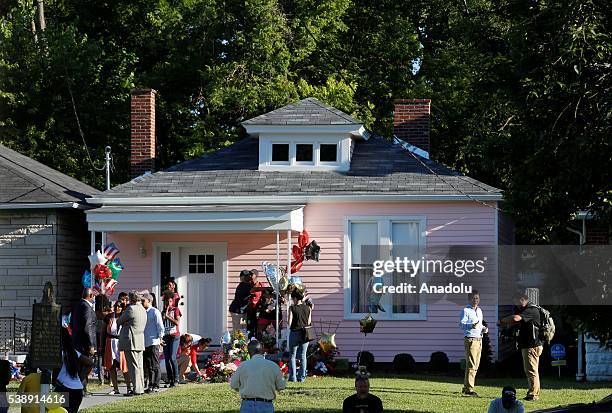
[303,305,314,341]
[303,326,315,342]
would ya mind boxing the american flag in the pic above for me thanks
[103,242,120,262]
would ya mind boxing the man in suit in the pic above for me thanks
[118,290,147,396]
[70,288,97,393]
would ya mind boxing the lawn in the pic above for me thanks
[82,374,611,413]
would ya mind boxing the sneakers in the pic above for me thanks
[524,395,539,401]
[108,390,120,395]
[462,390,479,397]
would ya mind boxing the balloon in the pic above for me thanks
[359,314,377,335]
[298,230,309,249]
[109,258,124,280]
[62,313,71,329]
[88,250,106,270]
[278,276,289,294]
[292,245,303,261]
[318,332,337,352]
[103,242,120,262]
[262,261,280,293]
[93,264,112,280]
[47,407,68,413]
[103,278,117,296]
[304,240,320,261]
[290,254,304,274]
[82,271,92,288]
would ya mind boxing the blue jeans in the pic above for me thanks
[240,400,274,413]
[163,334,179,383]
[289,329,308,382]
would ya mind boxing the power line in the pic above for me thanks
[388,133,505,212]
[63,67,106,172]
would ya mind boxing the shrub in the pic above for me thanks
[356,351,375,370]
[429,351,449,372]
[335,358,350,373]
[392,353,416,373]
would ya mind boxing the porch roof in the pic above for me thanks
[85,204,304,232]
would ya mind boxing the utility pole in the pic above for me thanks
[105,146,112,191]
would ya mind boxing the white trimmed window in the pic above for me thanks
[344,217,427,320]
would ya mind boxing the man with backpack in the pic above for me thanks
[499,292,550,401]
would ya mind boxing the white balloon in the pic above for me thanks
[88,250,107,271]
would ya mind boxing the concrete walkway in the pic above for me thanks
[80,383,172,410]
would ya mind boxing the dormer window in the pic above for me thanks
[242,97,365,172]
[296,144,314,163]
[271,143,289,163]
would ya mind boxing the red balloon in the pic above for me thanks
[298,230,309,249]
[290,260,303,274]
[292,245,303,261]
[93,264,112,280]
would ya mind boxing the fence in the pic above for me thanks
[0,314,32,354]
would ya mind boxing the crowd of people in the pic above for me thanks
[6,269,545,413]
[11,278,211,413]
[228,268,315,383]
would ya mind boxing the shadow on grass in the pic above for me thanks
[369,374,612,391]
[194,411,428,413]
[285,386,459,398]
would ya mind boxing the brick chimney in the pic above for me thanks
[393,98,431,154]
[130,88,157,178]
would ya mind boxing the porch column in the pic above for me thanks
[276,231,280,346]
[286,229,291,351]
[90,231,95,289]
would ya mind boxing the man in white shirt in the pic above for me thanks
[230,340,286,413]
[459,290,488,396]
[142,293,164,393]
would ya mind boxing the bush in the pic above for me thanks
[392,353,416,373]
[429,351,449,372]
[335,358,350,373]
[356,351,375,370]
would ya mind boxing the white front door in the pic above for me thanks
[177,245,226,341]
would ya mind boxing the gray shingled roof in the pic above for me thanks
[242,97,362,126]
[0,144,100,205]
[101,136,501,198]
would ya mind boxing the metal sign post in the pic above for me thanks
[550,344,566,378]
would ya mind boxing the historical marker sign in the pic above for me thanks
[30,302,62,370]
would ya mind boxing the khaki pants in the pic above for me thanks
[521,345,543,398]
[463,337,482,393]
[231,312,245,331]
[125,349,144,395]
[178,354,192,380]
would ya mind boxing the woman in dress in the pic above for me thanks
[103,300,132,395]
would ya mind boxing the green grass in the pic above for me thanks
[82,374,611,413]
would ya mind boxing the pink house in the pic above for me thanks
[85,90,507,363]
